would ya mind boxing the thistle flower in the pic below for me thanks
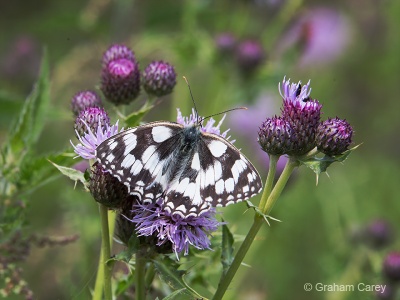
[279,77,322,155]
[142,61,177,97]
[71,119,121,160]
[74,107,110,137]
[383,252,400,282]
[258,116,292,155]
[89,162,129,208]
[176,108,232,141]
[316,117,353,156]
[71,90,102,116]
[101,57,141,105]
[130,199,221,258]
[235,39,265,74]
[102,44,136,67]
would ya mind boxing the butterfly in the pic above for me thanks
[95,113,263,218]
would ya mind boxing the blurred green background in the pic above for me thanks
[1,0,399,299]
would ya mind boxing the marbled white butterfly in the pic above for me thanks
[95,110,262,218]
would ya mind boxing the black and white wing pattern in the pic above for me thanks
[95,121,263,218]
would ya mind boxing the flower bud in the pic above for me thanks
[102,44,136,67]
[74,107,110,137]
[142,61,177,97]
[89,162,128,209]
[71,90,102,116]
[316,117,353,156]
[258,116,292,155]
[101,57,141,105]
[383,252,400,282]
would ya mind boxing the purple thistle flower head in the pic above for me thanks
[102,44,136,67]
[235,39,265,74]
[316,117,353,156]
[383,252,400,282]
[101,57,141,105]
[280,77,322,155]
[130,199,221,258]
[258,116,292,155]
[176,108,233,142]
[71,90,102,117]
[142,61,177,97]
[74,107,110,138]
[71,119,121,160]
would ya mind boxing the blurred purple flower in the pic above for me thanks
[130,199,221,258]
[276,8,351,67]
[214,32,237,54]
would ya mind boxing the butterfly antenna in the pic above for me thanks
[202,107,248,122]
[183,76,200,125]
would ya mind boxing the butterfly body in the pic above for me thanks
[96,120,262,218]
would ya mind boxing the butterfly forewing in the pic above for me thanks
[95,121,263,218]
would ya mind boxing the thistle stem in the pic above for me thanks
[213,157,298,300]
[97,204,113,300]
[135,251,147,300]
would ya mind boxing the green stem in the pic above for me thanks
[135,251,147,300]
[213,158,298,300]
[99,204,113,300]
[257,155,279,211]
[144,262,155,288]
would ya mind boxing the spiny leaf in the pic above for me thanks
[8,49,50,157]
[107,235,139,265]
[297,145,360,183]
[221,222,234,276]
[48,160,88,189]
[153,257,205,299]
[124,101,154,127]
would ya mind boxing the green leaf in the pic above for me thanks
[18,152,77,193]
[7,49,50,157]
[124,102,154,127]
[107,234,140,265]
[153,257,205,299]
[162,288,187,300]
[48,160,88,189]
[245,200,282,225]
[297,145,360,183]
[221,222,234,276]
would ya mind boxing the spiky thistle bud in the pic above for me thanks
[279,77,322,155]
[316,117,353,156]
[258,116,292,155]
[74,107,110,137]
[71,90,102,116]
[383,252,400,282]
[89,162,128,209]
[142,61,177,97]
[101,45,140,105]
